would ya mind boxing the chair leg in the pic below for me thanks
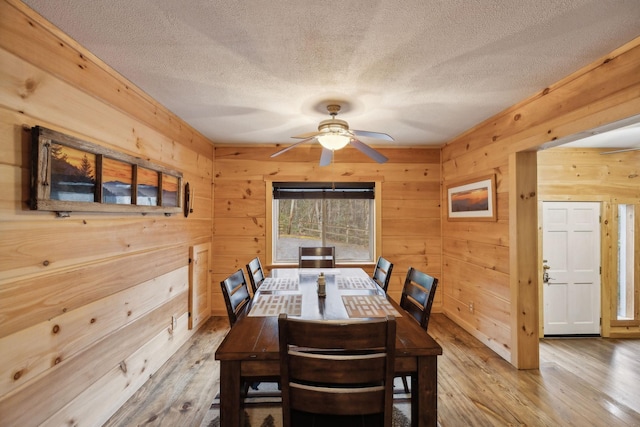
[402,375,410,394]
[242,381,250,398]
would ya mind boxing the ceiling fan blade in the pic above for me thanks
[319,148,333,166]
[292,131,322,139]
[270,137,316,158]
[600,146,640,155]
[352,129,394,141]
[349,139,388,163]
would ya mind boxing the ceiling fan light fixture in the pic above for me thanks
[271,102,390,164]
[318,133,350,150]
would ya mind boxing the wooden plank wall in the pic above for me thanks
[0,1,214,426]
[441,36,640,368]
[212,145,442,317]
[538,148,640,338]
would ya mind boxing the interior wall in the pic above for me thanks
[441,36,640,368]
[538,147,640,337]
[0,1,214,425]
[212,145,442,317]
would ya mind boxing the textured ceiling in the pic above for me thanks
[22,0,640,148]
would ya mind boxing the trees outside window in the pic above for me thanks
[272,182,375,264]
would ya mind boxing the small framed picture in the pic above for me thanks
[446,175,496,221]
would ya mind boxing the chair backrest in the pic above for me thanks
[372,256,394,293]
[245,256,265,295]
[220,269,251,327]
[298,246,335,268]
[278,313,396,427]
[399,267,439,331]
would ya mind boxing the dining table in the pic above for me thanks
[214,267,442,427]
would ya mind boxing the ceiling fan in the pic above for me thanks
[271,104,393,166]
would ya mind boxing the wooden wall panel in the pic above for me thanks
[44,312,191,427]
[441,36,640,367]
[443,237,509,275]
[0,295,187,426]
[189,243,212,330]
[0,267,187,396]
[538,148,640,338]
[0,2,213,425]
[212,145,442,316]
[0,218,210,279]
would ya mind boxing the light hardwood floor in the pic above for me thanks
[103,314,640,426]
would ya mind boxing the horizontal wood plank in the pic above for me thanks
[0,294,187,426]
[0,267,188,396]
[0,247,187,338]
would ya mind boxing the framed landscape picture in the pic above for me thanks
[446,175,496,221]
[30,126,183,215]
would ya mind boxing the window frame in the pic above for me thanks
[612,202,640,326]
[266,179,382,266]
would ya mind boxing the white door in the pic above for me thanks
[542,202,601,335]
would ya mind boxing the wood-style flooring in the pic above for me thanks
[103,314,640,426]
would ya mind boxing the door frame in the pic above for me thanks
[511,115,640,367]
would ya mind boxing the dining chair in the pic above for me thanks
[245,256,265,295]
[220,268,270,392]
[298,246,335,268]
[398,266,439,393]
[220,269,252,327]
[278,313,396,427]
[372,256,393,293]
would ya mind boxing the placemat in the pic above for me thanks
[258,277,299,291]
[249,294,302,317]
[336,276,379,290]
[342,295,402,318]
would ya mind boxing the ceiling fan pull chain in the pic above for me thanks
[332,151,336,190]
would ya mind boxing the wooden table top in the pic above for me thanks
[215,268,442,362]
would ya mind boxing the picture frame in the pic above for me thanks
[446,174,496,221]
[30,126,183,216]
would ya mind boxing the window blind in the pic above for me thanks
[272,182,375,200]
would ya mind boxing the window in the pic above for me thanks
[272,182,376,264]
[617,204,637,321]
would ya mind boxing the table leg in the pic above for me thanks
[412,356,438,427]
[219,360,242,427]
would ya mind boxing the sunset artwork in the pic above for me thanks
[50,143,96,202]
[161,174,179,207]
[32,126,183,214]
[451,187,489,212]
[102,157,132,204]
[447,175,496,221]
[137,167,159,206]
